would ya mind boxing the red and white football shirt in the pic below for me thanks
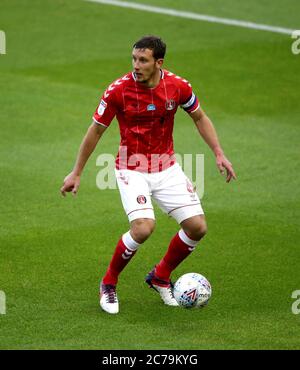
[93,69,200,172]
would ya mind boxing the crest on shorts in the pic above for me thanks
[186,180,194,193]
[165,99,176,110]
[137,195,147,204]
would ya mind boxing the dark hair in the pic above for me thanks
[133,35,166,59]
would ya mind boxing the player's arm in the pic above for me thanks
[60,122,106,196]
[189,107,237,183]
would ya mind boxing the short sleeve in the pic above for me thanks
[93,89,118,128]
[179,80,200,114]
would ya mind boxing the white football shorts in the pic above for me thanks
[115,163,204,224]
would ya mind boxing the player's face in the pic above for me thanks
[132,48,163,84]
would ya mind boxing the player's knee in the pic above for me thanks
[182,218,207,241]
[130,219,155,243]
[193,222,207,240]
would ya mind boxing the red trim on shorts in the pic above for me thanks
[168,203,201,215]
[127,208,154,216]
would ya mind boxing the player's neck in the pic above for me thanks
[140,69,162,88]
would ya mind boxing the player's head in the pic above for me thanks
[132,35,166,84]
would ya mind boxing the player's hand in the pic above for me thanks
[216,154,237,183]
[60,172,81,197]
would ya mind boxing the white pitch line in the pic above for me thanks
[86,0,294,35]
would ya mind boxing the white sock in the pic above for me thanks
[178,229,199,247]
[122,231,141,251]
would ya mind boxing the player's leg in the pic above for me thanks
[102,218,155,286]
[180,214,207,242]
[146,164,205,304]
[154,215,207,282]
[100,169,155,314]
[130,218,155,243]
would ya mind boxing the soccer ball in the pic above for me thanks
[173,273,212,308]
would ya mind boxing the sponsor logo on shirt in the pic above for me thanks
[147,104,156,111]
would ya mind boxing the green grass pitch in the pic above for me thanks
[0,0,300,349]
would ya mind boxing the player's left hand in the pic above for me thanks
[216,154,237,183]
[60,172,81,196]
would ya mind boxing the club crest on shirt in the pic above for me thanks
[165,99,176,110]
[137,195,147,204]
[147,104,156,111]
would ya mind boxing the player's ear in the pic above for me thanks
[156,58,164,68]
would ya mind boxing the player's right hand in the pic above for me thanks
[60,172,81,197]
